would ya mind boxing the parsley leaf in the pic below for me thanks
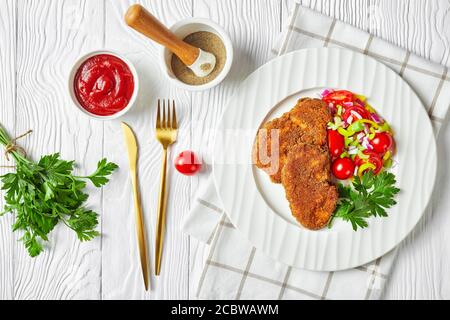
[82,158,119,187]
[329,171,400,231]
[0,125,118,257]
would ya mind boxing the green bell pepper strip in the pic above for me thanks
[383,159,393,169]
[350,139,360,147]
[337,119,372,137]
[358,162,376,176]
[356,119,379,128]
[348,120,365,133]
[357,150,370,160]
[344,136,353,147]
[340,151,349,159]
[338,127,352,137]
[379,122,391,133]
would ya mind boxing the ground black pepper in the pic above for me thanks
[171,31,226,85]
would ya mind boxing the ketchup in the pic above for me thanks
[74,54,134,116]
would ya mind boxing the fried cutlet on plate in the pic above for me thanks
[281,144,338,230]
[253,98,331,183]
[253,97,337,230]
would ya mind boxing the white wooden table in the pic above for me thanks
[1,0,449,300]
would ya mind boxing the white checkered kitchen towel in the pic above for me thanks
[183,4,450,299]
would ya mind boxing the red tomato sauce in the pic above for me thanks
[74,54,134,116]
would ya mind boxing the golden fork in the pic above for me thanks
[155,99,177,276]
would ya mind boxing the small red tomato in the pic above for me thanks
[355,150,383,174]
[327,129,345,158]
[342,106,371,123]
[332,158,355,180]
[370,132,393,154]
[323,90,354,105]
[174,151,201,176]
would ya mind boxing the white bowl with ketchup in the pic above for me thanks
[68,50,139,120]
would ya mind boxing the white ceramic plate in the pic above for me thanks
[212,48,437,271]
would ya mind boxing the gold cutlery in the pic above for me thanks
[155,99,178,276]
[121,122,150,290]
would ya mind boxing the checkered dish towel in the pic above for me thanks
[183,4,450,300]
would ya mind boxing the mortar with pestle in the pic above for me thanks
[125,4,233,91]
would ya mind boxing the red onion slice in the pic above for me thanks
[350,110,363,119]
[371,112,383,124]
[321,88,333,97]
[343,101,354,107]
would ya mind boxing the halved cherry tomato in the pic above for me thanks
[327,129,345,158]
[174,151,202,176]
[355,150,383,175]
[370,132,393,154]
[322,90,354,105]
[342,105,371,124]
[332,157,355,180]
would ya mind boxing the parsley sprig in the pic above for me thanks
[329,171,400,230]
[0,125,118,257]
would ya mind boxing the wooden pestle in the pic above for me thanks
[125,4,199,67]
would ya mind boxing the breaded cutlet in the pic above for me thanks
[253,98,331,183]
[281,144,338,230]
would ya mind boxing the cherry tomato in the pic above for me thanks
[355,150,383,174]
[370,132,393,154]
[323,90,354,105]
[332,158,355,180]
[342,106,371,124]
[327,129,345,158]
[174,151,201,176]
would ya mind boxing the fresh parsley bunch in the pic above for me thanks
[329,171,400,230]
[0,126,118,257]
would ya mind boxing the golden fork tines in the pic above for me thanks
[155,99,178,276]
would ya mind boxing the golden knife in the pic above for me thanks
[121,122,150,291]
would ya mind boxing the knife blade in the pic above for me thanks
[121,122,150,291]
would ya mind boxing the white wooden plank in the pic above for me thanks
[0,0,16,300]
[101,0,192,299]
[13,0,105,299]
[189,0,282,299]
[369,0,450,66]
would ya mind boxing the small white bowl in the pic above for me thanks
[68,50,139,120]
[160,18,233,91]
